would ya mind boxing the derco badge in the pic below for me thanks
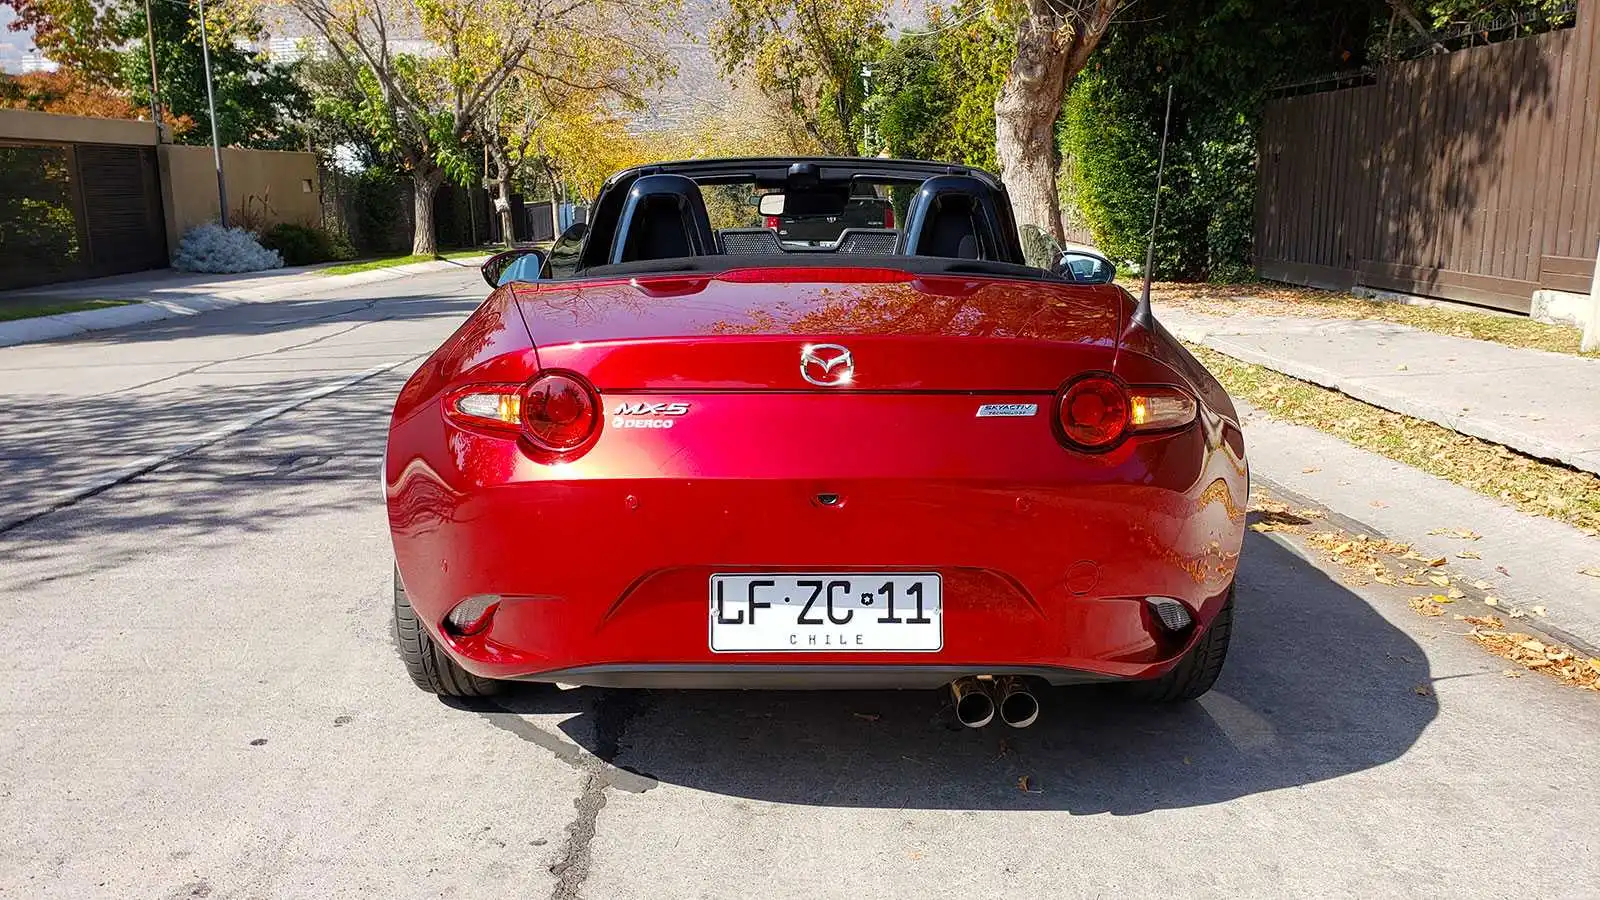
[613,401,690,429]
[975,403,1039,418]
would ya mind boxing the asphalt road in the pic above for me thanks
[2,266,1596,899]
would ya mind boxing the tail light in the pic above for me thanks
[520,372,598,449]
[884,208,894,229]
[445,371,601,453]
[1056,373,1198,452]
[764,216,780,229]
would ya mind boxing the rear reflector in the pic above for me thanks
[1146,597,1194,632]
[445,595,500,635]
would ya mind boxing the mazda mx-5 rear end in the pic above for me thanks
[385,265,1247,723]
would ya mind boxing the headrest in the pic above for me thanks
[895,175,1007,260]
[608,174,717,265]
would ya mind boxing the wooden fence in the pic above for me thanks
[1255,0,1598,313]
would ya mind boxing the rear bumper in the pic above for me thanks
[513,664,1121,690]
[387,413,1246,686]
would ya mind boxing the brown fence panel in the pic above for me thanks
[1256,0,1599,313]
[0,140,167,290]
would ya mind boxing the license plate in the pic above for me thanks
[709,573,943,652]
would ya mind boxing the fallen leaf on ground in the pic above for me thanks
[1302,467,1321,473]
[1426,556,1448,567]
[1414,684,1433,696]
[1580,568,1600,578]
[1463,614,1504,628]
[1531,605,1547,617]
[1427,528,1482,540]
[1447,587,1465,599]
[1496,566,1511,576]
[1409,596,1444,617]
[1471,580,1490,589]
[1458,551,1482,559]
[1017,776,1042,794]
[1427,574,1451,587]
[1484,597,1500,607]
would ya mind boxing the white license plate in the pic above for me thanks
[709,573,943,652]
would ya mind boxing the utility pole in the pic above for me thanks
[1583,239,1599,353]
[143,0,163,139]
[196,0,229,226]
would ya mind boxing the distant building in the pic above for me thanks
[18,54,57,74]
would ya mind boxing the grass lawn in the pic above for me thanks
[319,248,493,276]
[1188,343,1600,535]
[0,298,134,322]
[1137,280,1597,358]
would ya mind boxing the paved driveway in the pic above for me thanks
[1,267,1595,898]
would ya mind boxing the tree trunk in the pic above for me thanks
[548,168,562,238]
[995,1,1120,243]
[487,144,517,247]
[411,166,445,256]
[496,183,517,247]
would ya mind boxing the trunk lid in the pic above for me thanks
[511,268,1125,392]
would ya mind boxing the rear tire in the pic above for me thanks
[393,565,500,698]
[1125,587,1234,703]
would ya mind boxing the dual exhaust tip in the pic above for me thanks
[950,676,1040,729]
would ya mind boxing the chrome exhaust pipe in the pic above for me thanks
[950,677,995,729]
[995,677,1040,729]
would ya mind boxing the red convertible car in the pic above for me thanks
[386,158,1246,727]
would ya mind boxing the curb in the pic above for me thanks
[1166,319,1600,477]
[0,256,488,349]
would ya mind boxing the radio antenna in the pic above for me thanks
[1133,83,1175,329]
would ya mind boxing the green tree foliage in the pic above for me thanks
[124,2,305,149]
[865,0,1008,169]
[712,0,889,154]
[1061,0,1378,280]
[0,0,304,147]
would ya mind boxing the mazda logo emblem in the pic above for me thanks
[800,343,854,386]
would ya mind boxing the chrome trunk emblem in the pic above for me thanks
[800,343,854,386]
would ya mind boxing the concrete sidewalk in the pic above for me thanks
[1161,308,1600,475]
[0,256,489,348]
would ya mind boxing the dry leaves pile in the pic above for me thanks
[1195,346,1600,536]
[1248,495,1597,692]
[1465,617,1600,690]
[1143,280,1597,358]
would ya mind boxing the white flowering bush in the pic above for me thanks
[172,223,284,274]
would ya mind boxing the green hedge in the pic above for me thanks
[258,222,356,266]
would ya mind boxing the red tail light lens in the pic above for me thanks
[520,372,598,450]
[1058,374,1131,450]
[884,208,894,229]
[764,216,780,229]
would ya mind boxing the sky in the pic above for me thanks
[0,2,932,78]
[0,8,41,74]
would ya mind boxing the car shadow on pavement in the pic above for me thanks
[476,533,1438,813]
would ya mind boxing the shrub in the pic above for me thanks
[259,222,353,266]
[1060,73,1254,282]
[172,223,283,273]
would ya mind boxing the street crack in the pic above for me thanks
[544,689,653,900]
